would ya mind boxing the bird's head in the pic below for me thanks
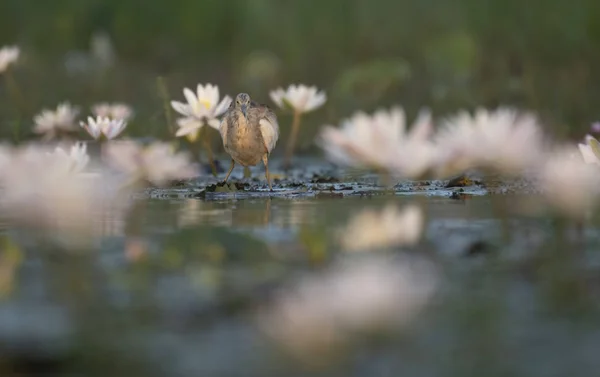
[235,93,251,117]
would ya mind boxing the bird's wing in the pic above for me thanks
[258,106,279,154]
[219,114,229,147]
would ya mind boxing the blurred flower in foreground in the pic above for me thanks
[258,255,437,364]
[0,46,19,73]
[49,142,90,174]
[33,103,80,140]
[339,205,424,252]
[80,116,127,140]
[104,141,199,187]
[434,108,544,178]
[270,84,327,168]
[92,103,134,122]
[171,83,231,141]
[319,107,435,179]
[577,135,600,166]
[537,148,600,219]
[0,145,127,249]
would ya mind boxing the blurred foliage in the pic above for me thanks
[1,0,600,147]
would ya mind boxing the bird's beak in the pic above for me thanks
[241,104,247,117]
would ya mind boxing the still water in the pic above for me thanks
[2,188,600,377]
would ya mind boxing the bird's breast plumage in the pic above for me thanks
[220,109,265,166]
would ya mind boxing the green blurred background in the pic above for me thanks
[1,0,599,151]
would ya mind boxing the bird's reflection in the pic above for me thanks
[230,198,272,227]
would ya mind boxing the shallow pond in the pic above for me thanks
[1,159,600,377]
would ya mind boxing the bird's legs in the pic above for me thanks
[222,159,235,184]
[262,154,273,191]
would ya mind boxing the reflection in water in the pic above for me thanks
[176,198,321,230]
[2,194,600,376]
[0,237,22,298]
[177,198,277,229]
[230,199,272,227]
[258,254,438,365]
[176,199,221,228]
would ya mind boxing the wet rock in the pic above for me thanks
[464,240,494,257]
[449,191,468,200]
[445,175,475,188]
[311,175,340,184]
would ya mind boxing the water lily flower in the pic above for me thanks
[434,108,545,178]
[104,141,199,187]
[269,84,327,114]
[319,107,435,179]
[33,103,80,140]
[258,255,437,363]
[338,205,424,251]
[578,135,600,166]
[0,46,19,73]
[80,116,127,140]
[170,83,231,141]
[537,147,600,219]
[92,103,134,122]
[270,84,327,168]
[50,142,90,174]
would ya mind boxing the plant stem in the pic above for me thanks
[201,129,218,177]
[4,70,25,143]
[157,76,175,135]
[284,110,302,169]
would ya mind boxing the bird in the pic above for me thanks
[219,93,280,190]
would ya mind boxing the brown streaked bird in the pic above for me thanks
[219,93,280,190]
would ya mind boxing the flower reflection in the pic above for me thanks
[258,255,438,364]
[338,205,425,251]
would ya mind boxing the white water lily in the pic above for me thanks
[80,116,127,140]
[319,107,435,178]
[259,255,437,362]
[339,205,424,252]
[578,135,600,166]
[434,108,545,178]
[33,103,80,139]
[50,142,90,174]
[0,46,19,73]
[170,83,232,141]
[92,103,134,121]
[269,84,326,113]
[104,141,198,187]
